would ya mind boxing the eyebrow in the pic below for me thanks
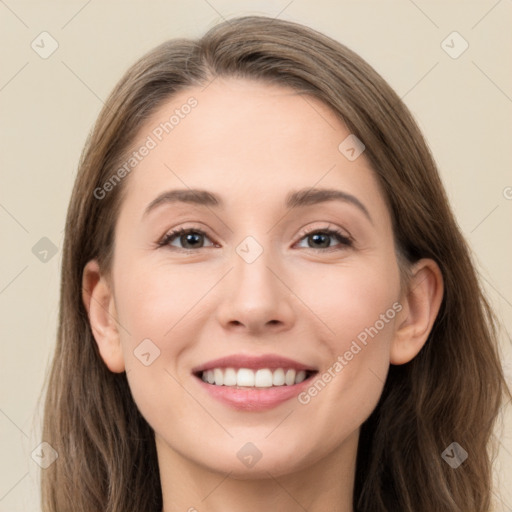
[143,187,373,223]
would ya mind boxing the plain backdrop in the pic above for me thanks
[1,1,511,510]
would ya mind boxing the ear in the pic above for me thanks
[82,260,125,373]
[390,258,444,365]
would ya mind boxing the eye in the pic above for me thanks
[295,225,353,251]
[157,224,353,252]
[158,227,216,250]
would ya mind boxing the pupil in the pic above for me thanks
[183,233,201,248]
[179,232,331,249]
[311,233,328,248]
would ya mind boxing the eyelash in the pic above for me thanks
[157,224,354,252]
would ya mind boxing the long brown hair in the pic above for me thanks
[38,15,510,511]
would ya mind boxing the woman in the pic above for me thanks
[39,15,510,512]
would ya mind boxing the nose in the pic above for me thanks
[215,242,296,335]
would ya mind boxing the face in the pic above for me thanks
[100,78,405,478]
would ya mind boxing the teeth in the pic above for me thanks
[272,368,285,386]
[200,367,310,387]
[237,368,255,387]
[295,370,306,384]
[255,369,273,387]
[223,367,237,386]
[213,368,224,386]
[285,369,296,385]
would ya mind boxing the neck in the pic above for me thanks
[157,429,358,512]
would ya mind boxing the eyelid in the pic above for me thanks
[295,223,353,244]
[157,222,354,251]
[157,223,217,249]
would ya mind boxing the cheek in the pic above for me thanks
[114,264,202,430]
[114,245,400,434]
[293,257,400,424]
[333,271,399,362]
[112,258,219,406]
[297,253,400,351]
[116,248,400,379]
[114,259,199,342]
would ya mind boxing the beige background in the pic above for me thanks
[1,1,511,510]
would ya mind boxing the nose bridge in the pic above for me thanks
[233,233,281,306]
[215,232,295,332]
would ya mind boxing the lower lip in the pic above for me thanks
[194,374,315,411]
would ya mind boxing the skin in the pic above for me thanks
[83,78,443,512]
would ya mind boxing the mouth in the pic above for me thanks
[191,354,319,410]
[193,367,319,388]
[191,353,319,390]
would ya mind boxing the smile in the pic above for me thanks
[197,367,317,388]
[191,353,319,410]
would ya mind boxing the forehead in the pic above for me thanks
[139,78,345,159]
[119,77,387,219]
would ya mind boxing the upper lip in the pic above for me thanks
[191,353,318,374]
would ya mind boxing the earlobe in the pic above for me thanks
[390,258,444,365]
[82,260,125,373]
